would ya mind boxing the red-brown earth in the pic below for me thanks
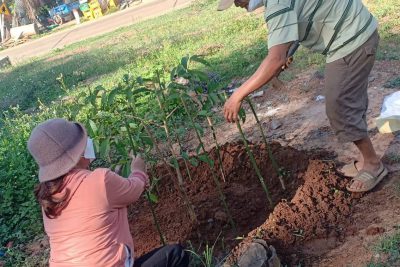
[128,141,357,266]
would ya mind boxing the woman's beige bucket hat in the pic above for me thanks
[27,118,87,182]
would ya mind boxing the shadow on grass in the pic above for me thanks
[0,0,398,112]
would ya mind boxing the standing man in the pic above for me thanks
[218,0,387,192]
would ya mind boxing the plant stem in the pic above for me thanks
[123,120,166,246]
[123,118,136,153]
[145,191,166,245]
[236,120,273,206]
[206,116,226,182]
[180,95,236,231]
[154,93,198,223]
[176,133,193,181]
[245,98,286,190]
[193,91,226,182]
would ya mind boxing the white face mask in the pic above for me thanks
[84,138,96,163]
[247,0,264,12]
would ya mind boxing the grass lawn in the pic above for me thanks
[0,0,399,111]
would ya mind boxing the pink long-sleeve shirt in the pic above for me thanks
[43,168,148,267]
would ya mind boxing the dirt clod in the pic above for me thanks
[366,226,386,236]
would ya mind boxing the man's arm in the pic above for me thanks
[223,42,291,123]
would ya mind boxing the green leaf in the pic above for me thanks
[147,192,159,203]
[121,162,130,178]
[101,91,108,109]
[176,65,187,77]
[170,67,178,81]
[168,92,181,101]
[181,152,189,160]
[181,56,189,70]
[88,120,98,136]
[198,154,214,167]
[132,87,151,95]
[89,87,103,108]
[189,157,199,167]
[238,108,246,123]
[123,74,130,84]
[93,139,100,154]
[129,122,138,129]
[198,110,208,117]
[141,135,153,147]
[115,141,128,157]
[217,92,226,103]
[170,157,179,169]
[196,143,202,155]
[193,123,204,136]
[208,93,220,105]
[99,138,110,158]
[190,55,211,67]
[107,88,120,106]
[190,69,208,81]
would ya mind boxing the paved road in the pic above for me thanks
[0,0,192,64]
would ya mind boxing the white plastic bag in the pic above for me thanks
[376,91,400,133]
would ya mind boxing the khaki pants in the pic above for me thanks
[325,30,380,142]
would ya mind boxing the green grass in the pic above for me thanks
[384,76,400,88]
[367,229,400,267]
[0,0,399,111]
[366,0,400,60]
[0,0,270,110]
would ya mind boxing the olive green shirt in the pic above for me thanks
[265,0,378,63]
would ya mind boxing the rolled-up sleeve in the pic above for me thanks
[104,169,149,208]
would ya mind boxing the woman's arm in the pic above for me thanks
[105,157,149,208]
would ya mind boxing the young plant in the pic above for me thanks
[187,243,217,267]
[150,75,198,223]
[175,127,194,181]
[245,98,286,190]
[132,142,166,247]
[236,118,273,206]
[186,233,225,267]
[172,55,227,182]
[177,89,236,231]
[222,90,273,206]
[122,75,199,225]
[170,55,237,229]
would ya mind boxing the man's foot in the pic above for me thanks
[347,162,388,192]
[340,160,361,178]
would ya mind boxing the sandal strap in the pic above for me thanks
[356,171,375,182]
[353,164,385,183]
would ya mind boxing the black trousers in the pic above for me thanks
[134,245,189,267]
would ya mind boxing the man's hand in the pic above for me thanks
[223,93,242,123]
[222,42,292,123]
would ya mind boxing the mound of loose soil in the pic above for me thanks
[227,160,354,265]
[128,142,353,265]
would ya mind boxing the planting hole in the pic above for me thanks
[128,141,353,265]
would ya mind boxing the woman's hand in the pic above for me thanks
[130,155,146,173]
